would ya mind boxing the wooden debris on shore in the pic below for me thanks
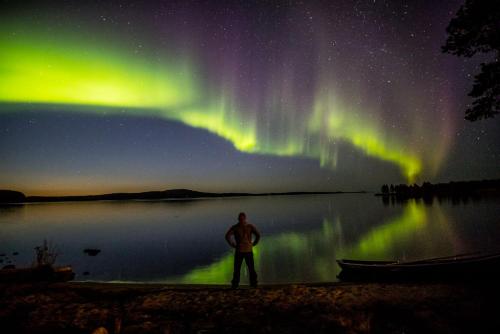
[0,265,75,283]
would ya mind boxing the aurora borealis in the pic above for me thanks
[1,0,499,195]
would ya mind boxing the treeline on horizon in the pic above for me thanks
[379,179,500,198]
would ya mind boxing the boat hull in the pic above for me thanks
[337,253,500,281]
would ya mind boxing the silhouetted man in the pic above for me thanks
[225,212,260,288]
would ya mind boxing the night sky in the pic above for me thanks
[0,0,499,196]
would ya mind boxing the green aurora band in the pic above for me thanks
[0,26,423,180]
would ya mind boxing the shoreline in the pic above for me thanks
[1,190,368,205]
[2,280,499,333]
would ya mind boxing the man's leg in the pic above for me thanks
[244,252,258,287]
[231,251,243,288]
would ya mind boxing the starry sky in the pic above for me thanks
[0,0,499,196]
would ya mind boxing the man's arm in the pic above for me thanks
[252,225,261,246]
[225,226,236,248]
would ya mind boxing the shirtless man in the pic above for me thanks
[225,212,261,288]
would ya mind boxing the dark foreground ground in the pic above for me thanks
[1,281,500,333]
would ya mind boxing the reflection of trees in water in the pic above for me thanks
[176,201,460,284]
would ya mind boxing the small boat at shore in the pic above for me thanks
[337,252,500,281]
[0,265,75,283]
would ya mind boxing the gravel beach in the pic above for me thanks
[1,281,499,333]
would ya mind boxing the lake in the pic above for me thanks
[1,194,499,284]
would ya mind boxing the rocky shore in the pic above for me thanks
[1,281,499,333]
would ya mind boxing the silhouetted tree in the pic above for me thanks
[390,184,395,193]
[381,184,389,194]
[422,182,433,196]
[0,190,25,203]
[442,0,500,121]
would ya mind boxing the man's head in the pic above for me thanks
[238,212,247,224]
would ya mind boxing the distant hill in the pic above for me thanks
[27,189,223,202]
[0,188,364,204]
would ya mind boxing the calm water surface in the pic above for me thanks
[1,194,499,283]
